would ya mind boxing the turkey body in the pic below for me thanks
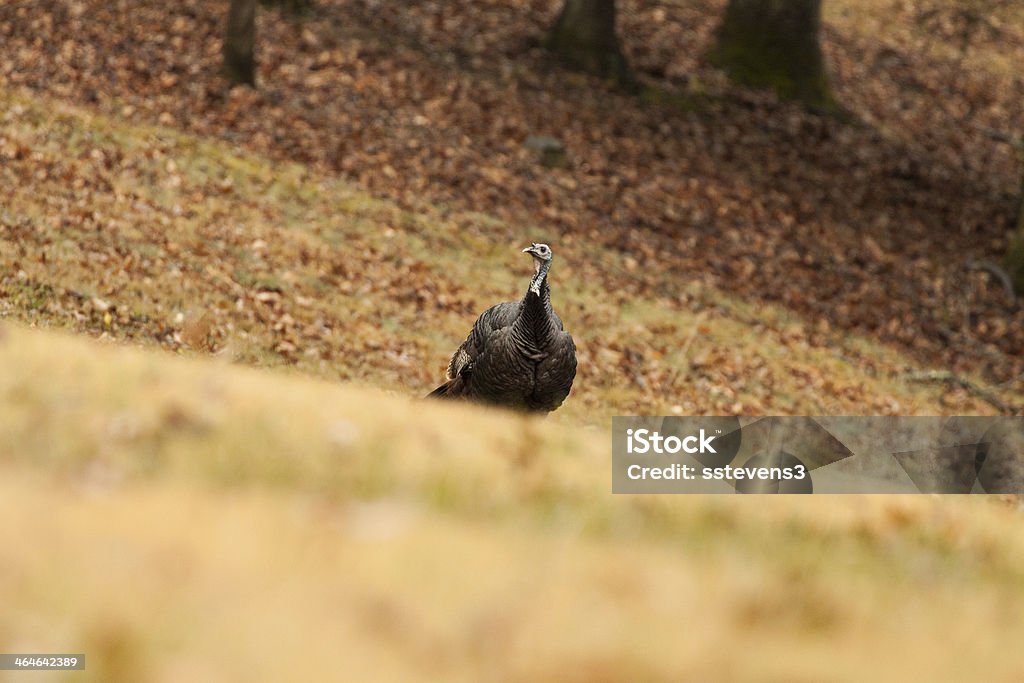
[428,244,577,414]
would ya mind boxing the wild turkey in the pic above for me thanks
[427,243,577,413]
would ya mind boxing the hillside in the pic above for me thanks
[3,0,1024,385]
[0,87,1022,680]
[0,86,1019,420]
[3,0,1024,679]
[2,323,1024,682]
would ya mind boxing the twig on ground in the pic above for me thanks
[904,369,1020,415]
[977,125,1024,150]
[677,311,707,382]
[623,348,648,389]
[965,259,1017,303]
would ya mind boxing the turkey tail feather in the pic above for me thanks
[427,381,454,399]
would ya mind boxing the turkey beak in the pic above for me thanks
[522,244,538,255]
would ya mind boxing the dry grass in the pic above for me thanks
[1,86,1018,424]
[1,324,1024,681]
[3,25,1024,677]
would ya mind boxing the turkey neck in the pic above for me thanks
[513,259,555,353]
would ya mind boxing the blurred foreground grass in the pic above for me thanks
[2,323,1024,682]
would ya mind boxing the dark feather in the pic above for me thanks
[427,244,576,414]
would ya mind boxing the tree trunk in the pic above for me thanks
[223,0,257,87]
[709,0,832,109]
[1006,175,1024,295]
[546,0,632,85]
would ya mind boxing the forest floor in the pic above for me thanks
[6,0,1024,419]
[4,0,1024,395]
[2,0,1024,679]
[0,85,1020,421]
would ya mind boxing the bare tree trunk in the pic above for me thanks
[1006,174,1024,294]
[223,0,257,87]
[546,0,632,85]
[709,0,832,109]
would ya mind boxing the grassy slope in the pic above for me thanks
[3,88,1024,680]
[1,86,1019,422]
[3,326,1024,682]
